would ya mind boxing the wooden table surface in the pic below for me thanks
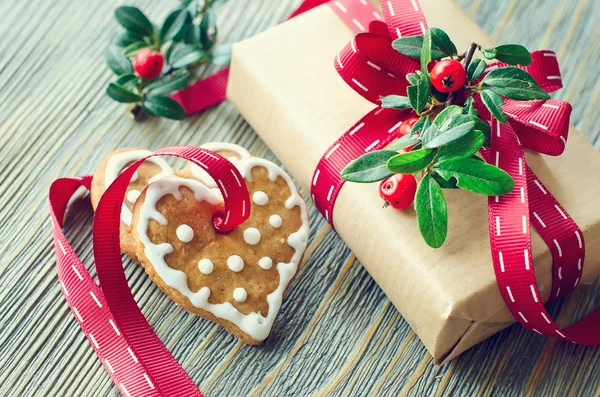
[1,0,599,396]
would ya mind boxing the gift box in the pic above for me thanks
[226,0,600,363]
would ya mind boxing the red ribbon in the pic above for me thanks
[311,0,600,345]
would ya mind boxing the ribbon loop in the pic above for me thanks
[502,99,572,156]
[336,33,417,103]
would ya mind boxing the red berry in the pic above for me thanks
[397,117,419,138]
[134,48,164,79]
[379,174,417,210]
[430,59,467,93]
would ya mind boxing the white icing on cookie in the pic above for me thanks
[105,149,174,225]
[243,228,261,245]
[233,288,248,303]
[126,189,141,204]
[227,255,244,272]
[269,214,282,228]
[258,257,273,270]
[252,191,269,206]
[189,143,251,188]
[234,157,309,338]
[136,157,309,342]
[198,259,214,275]
[176,224,194,243]
[131,171,139,182]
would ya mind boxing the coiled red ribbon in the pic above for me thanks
[311,0,600,345]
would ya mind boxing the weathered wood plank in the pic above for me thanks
[0,0,599,396]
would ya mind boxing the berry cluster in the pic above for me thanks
[342,27,549,248]
[104,1,231,119]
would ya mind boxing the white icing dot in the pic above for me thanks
[269,214,282,228]
[130,171,139,182]
[227,255,244,272]
[126,189,141,204]
[243,228,261,245]
[252,191,269,206]
[176,224,194,243]
[233,287,248,302]
[198,259,214,275]
[258,257,273,270]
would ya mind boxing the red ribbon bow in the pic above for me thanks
[312,0,600,345]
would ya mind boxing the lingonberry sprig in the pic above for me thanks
[341,27,550,248]
[104,0,231,120]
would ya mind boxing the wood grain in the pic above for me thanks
[0,0,599,396]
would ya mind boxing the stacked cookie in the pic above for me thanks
[91,143,310,344]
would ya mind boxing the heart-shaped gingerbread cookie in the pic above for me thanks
[93,144,309,343]
[91,143,251,262]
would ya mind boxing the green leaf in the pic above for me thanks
[115,74,138,90]
[387,149,435,174]
[430,28,457,57]
[421,29,432,77]
[480,89,507,123]
[123,41,150,57]
[170,44,206,68]
[388,134,420,151]
[493,44,532,66]
[392,36,446,59]
[463,96,476,116]
[432,172,457,189]
[407,79,429,113]
[445,113,490,144]
[184,23,201,46]
[380,95,411,110]
[410,116,428,136]
[406,73,420,85]
[415,173,448,248]
[486,84,550,101]
[106,82,141,103]
[436,130,484,161]
[114,6,154,37]
[145,69,190,95]
[104,45,133,75]
[111,30,146,47]
[482,67,550,100]
[423,119,475,149]
[161,9,192,42]
[468,114,491,146]
[199,10,217,50]
[482,47,497,60]
[210,43,232,66]
[467,58,486,81]
[419,122,438,143]
[340,151,396,183]
[432,105,463,130]
[433,158,515,195]
[142,96,187,120]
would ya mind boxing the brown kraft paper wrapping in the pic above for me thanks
[227,0,600,363]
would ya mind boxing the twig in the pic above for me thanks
[463,42,478,70]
